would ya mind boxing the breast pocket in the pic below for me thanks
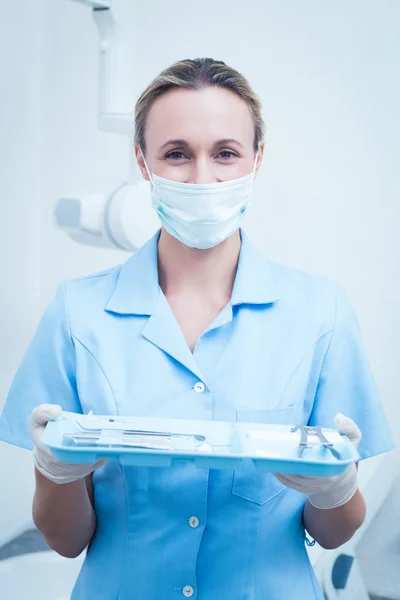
[232,406,296,506]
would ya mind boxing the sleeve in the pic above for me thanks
[308,284,394,461]
[0,282,82,450]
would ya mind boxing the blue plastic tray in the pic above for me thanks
[42,412,359,476]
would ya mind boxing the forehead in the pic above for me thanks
[145,87,254,148]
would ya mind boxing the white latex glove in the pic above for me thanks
[274,414,362,510]
[30,404,107,485]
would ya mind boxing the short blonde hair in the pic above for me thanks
[135,57,265,154]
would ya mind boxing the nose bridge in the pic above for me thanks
[189,153,216,184]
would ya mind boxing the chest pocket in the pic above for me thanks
[232,407,296,506]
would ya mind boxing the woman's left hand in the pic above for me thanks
[274,414,362,510]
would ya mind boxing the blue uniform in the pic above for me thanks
[0,230,394,600]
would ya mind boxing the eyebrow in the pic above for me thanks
[158,138,245,152]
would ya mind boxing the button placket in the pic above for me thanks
[176,466,207,599]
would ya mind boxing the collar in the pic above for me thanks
[230,231,280,306]
[105,229,280,315]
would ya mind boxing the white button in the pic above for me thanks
[188,516,199,528]
[183,586,194,597]
[194,382,205,394]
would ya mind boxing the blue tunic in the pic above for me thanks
[0,230,393,599]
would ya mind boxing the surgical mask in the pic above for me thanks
[140,147,259,250]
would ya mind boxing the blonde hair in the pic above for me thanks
[135,58,265,154]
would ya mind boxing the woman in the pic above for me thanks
[0,58,393,600]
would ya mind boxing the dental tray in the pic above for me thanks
[42,412,359,476]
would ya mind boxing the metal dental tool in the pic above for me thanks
[291,425,342,461]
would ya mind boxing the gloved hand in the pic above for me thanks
[274,414,362,510]
[30,404,107,485]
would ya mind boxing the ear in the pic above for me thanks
[254,141,265,178]
[135,143,151,182]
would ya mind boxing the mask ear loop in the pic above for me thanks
[139,147,155,186]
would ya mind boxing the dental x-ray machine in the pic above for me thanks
[56,0,159,252]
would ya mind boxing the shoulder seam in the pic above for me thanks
[62,281,73,340]
[331,283,341,335]
[316,284,340,373]
[71,335,117,406]
[280,329,334,400]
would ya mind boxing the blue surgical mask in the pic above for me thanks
[140,148,259,250]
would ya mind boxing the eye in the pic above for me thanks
[165,151,188,160]
[217,150,239,160]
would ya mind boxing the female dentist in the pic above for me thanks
[0,58,394,600]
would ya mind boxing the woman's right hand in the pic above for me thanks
[29,404,107,485]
